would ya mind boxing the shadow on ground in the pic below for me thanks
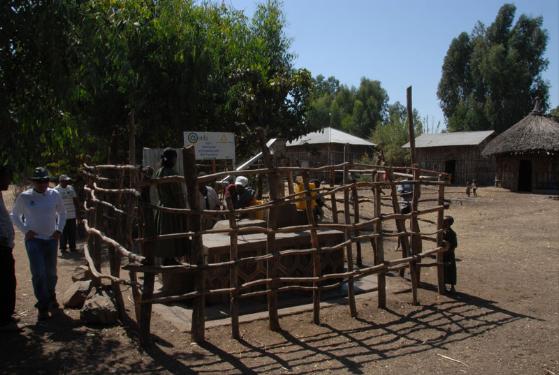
[141,290,539,374]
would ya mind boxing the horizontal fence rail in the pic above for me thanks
[81,139,450,345]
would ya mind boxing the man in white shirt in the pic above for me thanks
[0,165,19,330]
[55,175,80,254]
[11,167,66,321]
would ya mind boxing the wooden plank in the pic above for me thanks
[183,145,206,343]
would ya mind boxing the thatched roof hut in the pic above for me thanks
[482,103,559,192]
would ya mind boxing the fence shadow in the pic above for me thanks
[140,290,537,374]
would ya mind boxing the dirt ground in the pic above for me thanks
[1,186,558,374]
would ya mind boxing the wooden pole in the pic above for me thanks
[342,164,357,317]
[128,109,136,165]
[406,86,416,166]
[373,171,386,308]
[436,175,446,294]
[301,170,323,324]
[139,179,156,345]
[351,177,363,267]
[183,146,205,342]
[109,244,126,322]
[409,167,421,305]
[386,170,410,276]
[330,189,339,224]
[257,128,281,331]
[226,196,240,338]
[287,170,294,196]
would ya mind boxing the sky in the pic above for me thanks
[227,0,559,131]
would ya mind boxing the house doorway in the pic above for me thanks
[518,160,532,192]
[445,160,456,184]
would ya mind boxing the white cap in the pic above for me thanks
[235,176,248,187]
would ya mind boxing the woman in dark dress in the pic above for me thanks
[442,215,458,293]
[153,148,187,259]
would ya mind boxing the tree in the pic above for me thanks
[307,75,388,138]
[2,0,315,171]
[438,4,549,133]
[371,102,423,166]
[0,1,84,176]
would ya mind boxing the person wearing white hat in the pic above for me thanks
[55,175,80,254]
[224,176,255,209]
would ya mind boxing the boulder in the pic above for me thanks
[63,280,92,309]
[80,288,118,325]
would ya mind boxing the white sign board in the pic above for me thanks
[183,131,235,162]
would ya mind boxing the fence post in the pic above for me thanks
[139,177,156,345]
[373,171,386,308]
[342,164,357,317]
[386,169,411,277]
[409,167,422,305]
[257,128,281,331]
[436,175,446,294]
[302,170,323,324]
[351,173,363,267]
[183,146,205,342]
[226,196,240,338]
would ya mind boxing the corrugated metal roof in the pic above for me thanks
[402,130,494,148]
[287,127,376,147]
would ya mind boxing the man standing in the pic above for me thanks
[0,165,18,330]
[55,175,80,254]
[11,167,66,321]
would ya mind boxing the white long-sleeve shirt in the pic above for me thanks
[11,187,67,240]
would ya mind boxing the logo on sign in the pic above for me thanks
[187,133,198,144]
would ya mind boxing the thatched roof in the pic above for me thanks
[482,106,559,157]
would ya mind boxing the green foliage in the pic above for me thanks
[371,102,423,166]
[437,4,549,133]
[1,0,315,175]
[307,76,388,139]
[549,106,559,122]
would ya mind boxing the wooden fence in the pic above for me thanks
[81,132,450,345]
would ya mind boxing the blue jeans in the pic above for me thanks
[25,238,58,310]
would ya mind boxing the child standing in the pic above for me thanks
[442,216,458,293]
[472,180,477,197]
[465,181,471,197]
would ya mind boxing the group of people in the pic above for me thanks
[1,165,81,330]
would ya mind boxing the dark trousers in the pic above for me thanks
[0,246,16,323]
[25,239,57,310]
[61,218,77,251]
